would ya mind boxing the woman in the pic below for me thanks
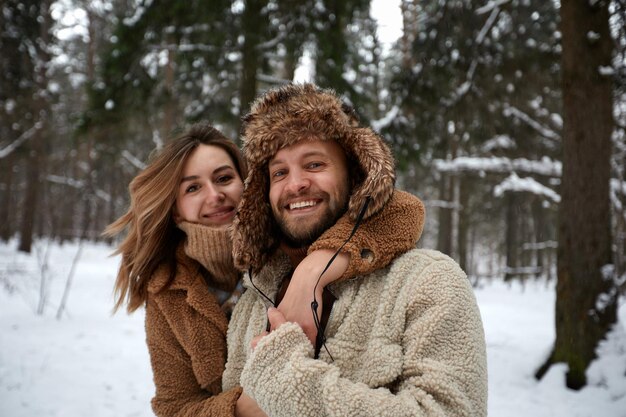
[105,122,425,417]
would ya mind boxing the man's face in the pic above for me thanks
[268,139,350,247]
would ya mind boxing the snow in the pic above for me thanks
[481,134,516,153]
[1,239,625,417]
[434,156,562,177]
[494,172,561,203]
[371,105,400,131]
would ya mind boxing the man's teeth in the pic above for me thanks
[289,200,317,210]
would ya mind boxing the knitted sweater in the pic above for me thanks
[223,249,488,417]
[144,190,425,417]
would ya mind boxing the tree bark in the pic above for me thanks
[457,177,470,272]
[238,0,266,134]
[0,155,15,241]
[19,0,52,253]
[504,192,519,281]
[436,173,453,256]
[537,0,616,389]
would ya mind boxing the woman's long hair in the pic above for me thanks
[104,123,247,313]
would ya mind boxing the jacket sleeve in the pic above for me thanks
[239,259,487,417]
[308,190,425,280]
[145,296,242,417]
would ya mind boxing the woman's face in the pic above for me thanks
[173,144,244,227]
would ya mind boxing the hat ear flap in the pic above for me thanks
[346,128,396,221]
[232,166,276,271]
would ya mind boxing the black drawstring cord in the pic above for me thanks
[247,196,372,357]
[311,196,371,360]
[248,267,276,332]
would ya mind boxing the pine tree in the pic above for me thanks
[536,0,617,389]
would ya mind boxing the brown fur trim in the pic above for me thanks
[233,83,396,271]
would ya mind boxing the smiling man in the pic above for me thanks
[268,139,350,248]
[223,83,488,417]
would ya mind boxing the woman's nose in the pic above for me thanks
[204,184,225,204]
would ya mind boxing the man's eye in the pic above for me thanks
[307,162,323,169]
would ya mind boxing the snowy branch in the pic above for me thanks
[256,73,291,85]
[434,156,562,177]
[0,122,42,159]
[610,178,626,218]
[423,200,464,210]
[123,0,154,26]
[371,106,400,132]
[522,241,558,250]
[155,43,218,53]
[121,150,146,170]
[503,105,561,141]
[476,0,512,15]
[47,175,85,188]
[46,175,111,203]
[481,134,516,153]
[493,173,560,203]
[255,33,286,51]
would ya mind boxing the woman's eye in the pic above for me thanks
[216,175,233,184]
[185,184,199,193]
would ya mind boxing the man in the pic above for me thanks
[223,83,488,417]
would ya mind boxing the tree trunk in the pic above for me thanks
[504,192,519,281]
[537,0,616,389]
[457,177,470,272]
[400,0,418,70]
[18,0,52,253]
[532,198,547,279]
[436,173,453,256]
[238,0,265,135]
[162,34,176,139]
[0,155,15,241]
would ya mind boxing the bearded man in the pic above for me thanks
[223,83,488,417]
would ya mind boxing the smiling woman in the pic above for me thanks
[174,144,244,227]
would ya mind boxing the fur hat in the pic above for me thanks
[232,83,396,271]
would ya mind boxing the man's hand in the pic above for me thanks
[277,250,349,344]
[235,392,268,417]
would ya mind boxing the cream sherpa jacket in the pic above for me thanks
[223,249,488,417]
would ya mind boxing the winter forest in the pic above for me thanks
[1,0,626,415]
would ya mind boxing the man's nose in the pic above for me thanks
[284,170,310,195]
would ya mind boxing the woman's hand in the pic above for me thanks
[276,250,349,344]
[235,392,268,417]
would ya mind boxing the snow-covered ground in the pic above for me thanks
[1,239,625,417]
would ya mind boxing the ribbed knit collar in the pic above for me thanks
[177,221,240,292]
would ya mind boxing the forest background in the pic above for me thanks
[1,0,625,392]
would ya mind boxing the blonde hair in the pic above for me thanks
[104,123,246,313]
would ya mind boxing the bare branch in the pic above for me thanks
[0,122,42,159]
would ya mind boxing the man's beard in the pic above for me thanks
[274,191,349,248]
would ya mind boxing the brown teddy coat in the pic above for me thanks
[144,190,425,417]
